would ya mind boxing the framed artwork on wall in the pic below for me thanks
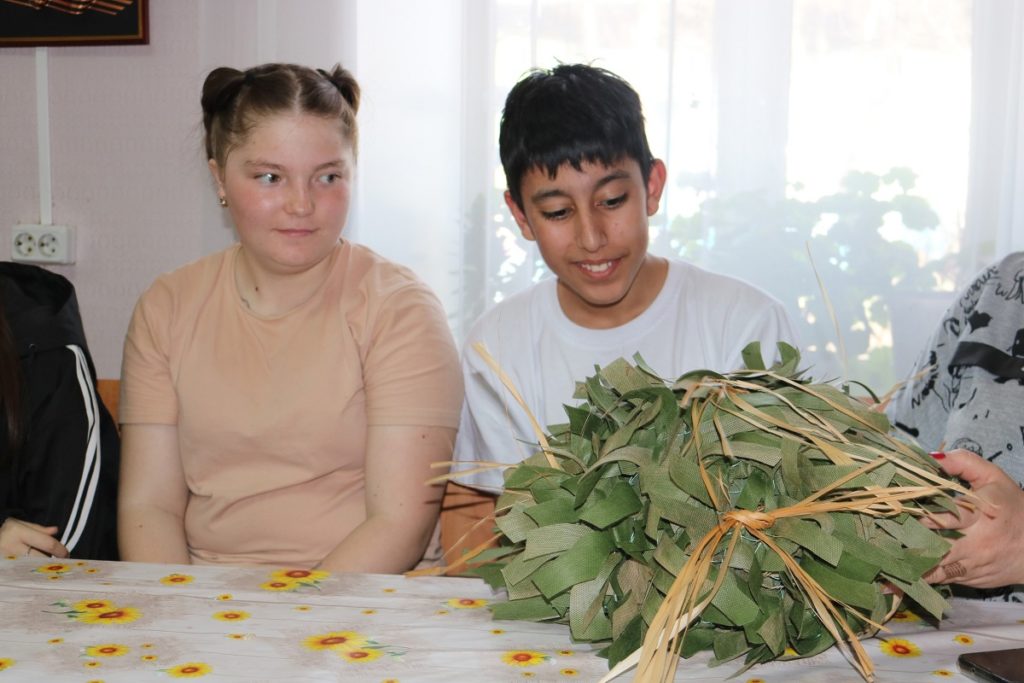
[0,0,148,47]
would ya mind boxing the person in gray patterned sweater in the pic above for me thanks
[887,251,1024,597]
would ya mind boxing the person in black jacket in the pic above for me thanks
[0,262,119,560]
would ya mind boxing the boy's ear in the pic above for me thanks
[208,159,226,199]
[504,190,536,241]
[645,159,668,217]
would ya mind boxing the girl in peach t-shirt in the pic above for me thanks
[118,63,462,572]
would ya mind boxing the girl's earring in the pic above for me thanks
[218,196,228,207]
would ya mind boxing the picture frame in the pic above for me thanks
[0,0,148,47]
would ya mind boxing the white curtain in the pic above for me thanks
[967,0,1024,260]
[222,0,1024,391]
[449,0,1021,390]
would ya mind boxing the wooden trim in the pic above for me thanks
[439,482,497,559]
[96,378,119,424]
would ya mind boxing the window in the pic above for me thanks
[464,0,975,389]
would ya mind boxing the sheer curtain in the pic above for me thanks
[454,0,1024,390]
[225,0,1024,390]
[968,0,1024,260]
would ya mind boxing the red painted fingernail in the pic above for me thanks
[930,451,946,460]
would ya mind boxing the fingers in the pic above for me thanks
[929,450,1004,517]
[0,518,69,558]
[925,556,1010,590]
[921,507,975,530]
[880,581,904,597]
[945,560,967,581]
[930,449,1001,487]
[24,525,69,558]
[924,544,975,584]
[37,536,70,558]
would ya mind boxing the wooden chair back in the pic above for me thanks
[439,482,497,560]
[97,378,120,423]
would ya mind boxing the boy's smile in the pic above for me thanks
[505,158,668,329]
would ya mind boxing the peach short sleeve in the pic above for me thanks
[119,242,462,566]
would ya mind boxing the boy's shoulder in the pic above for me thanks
[465,278,557,345]
[466,258,784,343]
[671,258,784,306]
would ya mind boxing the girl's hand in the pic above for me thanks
[0,518,70,558]
[923,449,1024,588]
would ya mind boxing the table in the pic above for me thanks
[0,556,1020,682]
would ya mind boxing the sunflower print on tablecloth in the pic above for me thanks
[74,599,115,613]
[446,597,488,609]
[49,599,142,625]
[879,638,921,657]
[303,630,406,663]
[212,610,250,622]
[339,648,383,663]
[502,650,548,667]
[259,568,330,592]
[160,573,194,586]
[163,661,212,678]
[85,643,129,657]
[891,610,924,623]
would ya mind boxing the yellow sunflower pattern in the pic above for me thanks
[49,599,142,626]
[164,662,212,678]
[879,638,921,658]
[160,573,195,586]
[78,606,142,625]
[85,643,129,657]
[339,648,382,663]
[302,630,405,663]
[891,610,923,623]
[502,650,548,667]
[73,599,115,613]
[446,597,488,609]
[304,631,368,651]
[258,568,330,592]
[260,579,298,591]
[10,552,1019,681]
[212,610,251,622]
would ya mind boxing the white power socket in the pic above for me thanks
[10,224,75,264]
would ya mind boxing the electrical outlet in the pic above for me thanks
[10,224,75,264]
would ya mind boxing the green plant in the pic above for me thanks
[662,168,955,388]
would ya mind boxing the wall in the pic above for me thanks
[0,1,205,378]
[0,0,464,378]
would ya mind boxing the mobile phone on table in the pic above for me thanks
[958,648,1024,683]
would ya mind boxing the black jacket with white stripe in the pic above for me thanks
[0,262,119,560]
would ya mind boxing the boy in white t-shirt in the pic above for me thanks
[451,64,796,499]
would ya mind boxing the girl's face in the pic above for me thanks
[209,111,354,277]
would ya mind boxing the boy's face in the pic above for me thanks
[505,158,667,329]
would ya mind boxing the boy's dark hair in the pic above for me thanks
[499,63,655,210]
